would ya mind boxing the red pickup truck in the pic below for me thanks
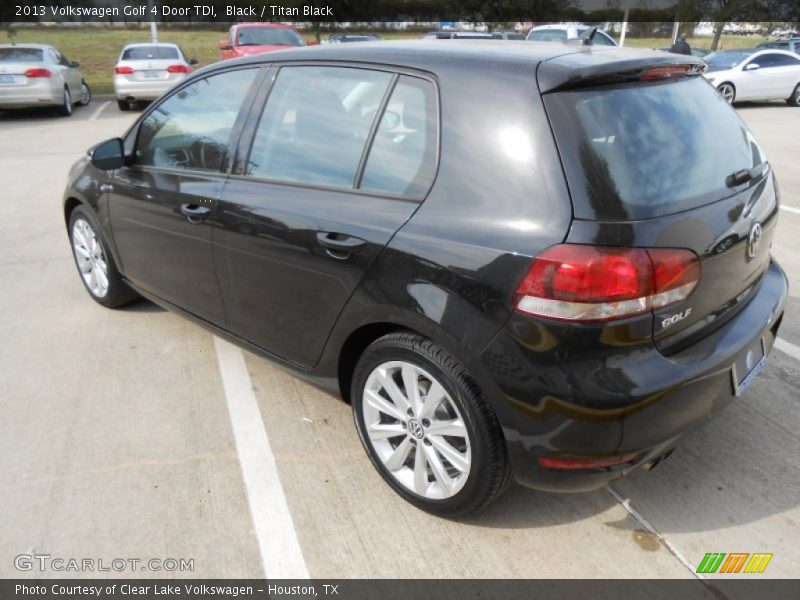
[219,23,308,60]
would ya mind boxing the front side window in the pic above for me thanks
[246,66,392,188]
[360,76,438,198]
[135,68,258,172]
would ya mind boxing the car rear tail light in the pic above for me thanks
[641,65,694,80]
[513,244,699,322]
[24,68,51,78]
[538,453,638,470]
[167,64,189,74]
[115,66,134,75]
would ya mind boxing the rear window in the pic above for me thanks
[236,27,302,47]
[529,30,567,42]
[121,46,180,60]
[0,48,43,62]
[544,75,765,220]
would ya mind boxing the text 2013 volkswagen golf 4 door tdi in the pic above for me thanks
[63,42,787,516]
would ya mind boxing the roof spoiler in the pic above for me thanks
[537,53,706,93]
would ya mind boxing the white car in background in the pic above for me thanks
[114,43,197,111]
[0,43,90,116]
[703,48,800,105]
[526,24,617,46]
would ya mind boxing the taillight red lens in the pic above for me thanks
[538,453,638,470]
[115,66,134,75]
[513,244,699,322]
[167,64,189,74]
[641,65,693,80]
[24,68,51,78]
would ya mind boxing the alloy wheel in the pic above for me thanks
[72,219,109,298]
[718,83,735,104]
[362,360,471,499]
[81,83,91,105]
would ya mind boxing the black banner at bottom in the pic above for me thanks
[3,579,800,600]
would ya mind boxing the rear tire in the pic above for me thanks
[58,86,73,117]
[77,81,91,106]
[117,99,130,111]
[717,82,736,104]
[787,84,800,107]
[68,205,139,309]
[351,332,511,517]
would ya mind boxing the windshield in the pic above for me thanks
[0,48,43,62]
[704,51,753,72]
[121,46,180,60]
[237,28,302,47]
[544,76,765,220]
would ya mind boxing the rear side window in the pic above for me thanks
[0,48,43,62]
[544,76,765,220]
[246,66,392,188]
[136,68,258,172]
[122,46,180,60]
[360,76,438,198]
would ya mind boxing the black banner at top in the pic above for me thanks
[3,0,800,24]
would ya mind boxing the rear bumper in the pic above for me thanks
[473,258,788,492]
[114,76,182,101]
[0,80,61,108]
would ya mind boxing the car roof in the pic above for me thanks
[196,40,703,92]
[121,42,180,49]
[235,23,294,29]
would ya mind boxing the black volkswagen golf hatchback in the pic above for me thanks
[64,41,787,516]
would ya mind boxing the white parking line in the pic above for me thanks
[605,486,705,580]
[781,205,800,216]
[89,100,110,121]
[213,336,310,579]
[775,337,800,363]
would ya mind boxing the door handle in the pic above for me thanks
[316,231,366,259]
[180,203,212,223]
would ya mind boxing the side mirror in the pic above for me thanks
[70,61,80,68]
[189,58,198,66]
[219,40,232,50]
[90,138,125,170]
[745,62,760,70]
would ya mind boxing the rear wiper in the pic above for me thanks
[726,162,769,188]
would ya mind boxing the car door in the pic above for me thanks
[50,48,80,96]
[107,66,262,324]
[768,52,800,97]
[214,65,439,367]
[742,53,785,99]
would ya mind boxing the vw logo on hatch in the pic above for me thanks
[747,222,762,261]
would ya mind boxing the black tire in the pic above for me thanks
[77,81,91,106]
[57,86,73,117]
[351,332,511,517]
[117,99,130,111]
[68,205,139,309]
[787,83,800,107]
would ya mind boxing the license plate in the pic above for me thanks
[143,71,160,79]
[732,338,766,395]
[0,74,15,84]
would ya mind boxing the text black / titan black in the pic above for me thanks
[63,41,788,516]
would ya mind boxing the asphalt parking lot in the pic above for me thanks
[1,98,799,581]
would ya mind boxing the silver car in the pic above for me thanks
[114,43,196,111]
[0,43,91,116]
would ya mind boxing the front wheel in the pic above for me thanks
[351,332,510,517]
[717,82,736,104]
[787,83,800,107]
[68,205,139,308]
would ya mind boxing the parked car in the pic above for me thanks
[219,23,304,60]
[703,48,800,105]
[323,34,382,44]
[658,46,710,58]
[114,43,197,111]
[526,24,617,46]
[420,31,494,40]
[758,37,800,54]
[491,31,527,40]
[64,42,787,516]
[0,43,90,116]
